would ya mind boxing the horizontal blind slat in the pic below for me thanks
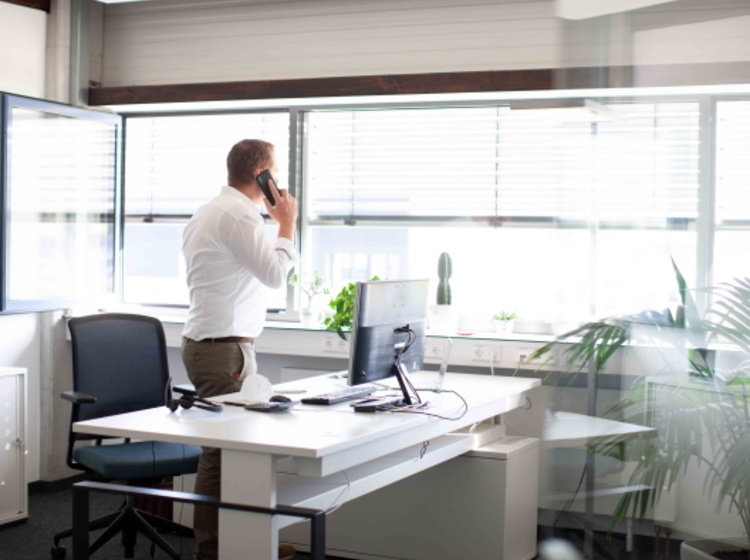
[307,102,700,220]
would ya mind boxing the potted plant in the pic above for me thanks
[289,271,329,327]
[492,310,518,334]
[323,276,379,340]
[530,260,750,558]
[428,252,459,333]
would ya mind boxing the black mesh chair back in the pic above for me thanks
[70,313,170,425]
[52,313,201,560]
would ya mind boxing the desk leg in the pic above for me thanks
[220,449,278,560]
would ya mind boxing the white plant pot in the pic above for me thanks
[299,307,323,328]
[494,320,515,335]
[428,304,459,334]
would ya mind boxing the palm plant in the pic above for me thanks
[531,260,750,544]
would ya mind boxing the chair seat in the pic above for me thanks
[73,441,202,479]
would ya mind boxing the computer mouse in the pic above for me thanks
[269,394,292,403]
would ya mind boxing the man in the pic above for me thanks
[182,139,298,560]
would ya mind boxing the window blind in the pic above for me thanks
[124,112,290,218]
[306,102,700,225]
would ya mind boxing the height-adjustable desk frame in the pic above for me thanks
[74,371,540,560]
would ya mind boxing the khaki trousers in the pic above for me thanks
[181,338,257,560]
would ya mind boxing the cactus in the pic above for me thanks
[436,252,452,305]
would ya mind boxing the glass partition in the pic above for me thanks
[1,95,121,311]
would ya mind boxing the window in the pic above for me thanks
[714,100,750,287]
[122,112,289,307]
[118,94,750,329]
[304,102,700,323]
[2,95,120,312]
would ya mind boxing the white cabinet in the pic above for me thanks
[0,367,27,526]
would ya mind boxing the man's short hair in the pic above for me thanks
[227,139,275,186]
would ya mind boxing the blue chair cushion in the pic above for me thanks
[73,441,202,479]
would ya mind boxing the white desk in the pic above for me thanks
[74,371,540,560]
[543,411,656,448]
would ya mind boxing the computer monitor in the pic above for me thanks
[347,279,429,404]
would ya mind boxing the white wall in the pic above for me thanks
[0,1,47,98]
[98,0,750,89]
[635,13,750,65]
[0,2,48,484]
[99,0,561,87]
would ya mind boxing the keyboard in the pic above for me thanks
[301,385,377,405]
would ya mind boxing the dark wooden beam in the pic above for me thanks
[88,62,750,107]
[88,69,554,106]
[1,0,51,12]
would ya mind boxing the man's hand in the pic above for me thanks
[264,180,298,241]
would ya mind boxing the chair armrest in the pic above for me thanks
[61,390,97,405]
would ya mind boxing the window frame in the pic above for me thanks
[1,93,123,313]
[117,91,750,322]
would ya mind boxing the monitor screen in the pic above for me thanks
[348,279,429,388]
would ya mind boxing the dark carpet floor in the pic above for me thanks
[0,484,682,560]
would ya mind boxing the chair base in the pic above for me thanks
[52,496,193,559]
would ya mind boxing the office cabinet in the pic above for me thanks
[281,436,539,560]
[0,367,27,526]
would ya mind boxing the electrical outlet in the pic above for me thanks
[515,345,550,367]
[322,335,348,354]
[426,342,444,359]
[472,344,502,363]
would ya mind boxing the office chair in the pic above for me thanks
[51,313,203,560]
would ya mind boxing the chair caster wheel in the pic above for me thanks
[50,545,67,559]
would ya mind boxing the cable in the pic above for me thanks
[420,441,430,459]
[393,325,422,404]
[503,396,533,428]
[390,390,468,421]
[511,355,525,377]
[325,469,351,515]
[489,348,498,376]
[553,462,588,529]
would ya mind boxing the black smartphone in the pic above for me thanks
[256,169,277,207]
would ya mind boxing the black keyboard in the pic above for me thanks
[301,385,377,405]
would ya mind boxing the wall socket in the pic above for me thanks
[426,341,445,360]
[515,344,554,368]
[471,344,502,363]
[322,334,349,354]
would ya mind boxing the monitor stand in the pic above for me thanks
[392,360,421,406]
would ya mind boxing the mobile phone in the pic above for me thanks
[256,169,277,207]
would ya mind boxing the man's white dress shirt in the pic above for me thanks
[182,186,297,340]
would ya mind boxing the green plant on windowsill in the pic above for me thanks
[492,310,518,322]
[323,276,380,341]
[492,310,518,334]
[530,258,750,551]
[289,271,329,309]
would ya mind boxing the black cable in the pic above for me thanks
[552,461,588,528]
[396,360,422,404]
[420,441,430,459]
[390,389,468,421]
[393,325,422,405]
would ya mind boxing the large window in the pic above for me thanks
[714,100,750,287]
[304,102,700,323]
[123,112,290,307]
[120,94,750,328]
